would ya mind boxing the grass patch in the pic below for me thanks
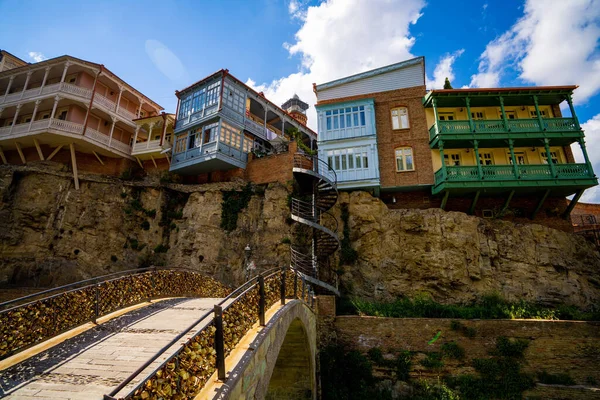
[348,293,599,321]
[280,237,291,244]
[153,244,169,254]
[420,352,444,369]
[145,209,156,218]
[441,342,465,360]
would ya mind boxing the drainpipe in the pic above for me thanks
[83,65,103,138]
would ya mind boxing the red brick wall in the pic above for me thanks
[334,316,600,389]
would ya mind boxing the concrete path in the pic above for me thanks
[0,298,224,400]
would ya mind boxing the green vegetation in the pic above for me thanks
[348,293,600,321]
[403,380,460,400]
[287,127,316,156]
[280,237,291,244]
[320,344,377,399]
[537,371,576,386]
[441,342,465,360]
[446,336,534,399]
[120,192,127,199]
[110,255,118,262]
[450,321,477,338]
[420,352,444,369]
[141,221,150,230]
[153,244,169,253]
[339,203,358,265]
[145,209,157,218]
[220,183,253,231]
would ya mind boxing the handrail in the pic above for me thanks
[0,268,231,360]
[293,153,338,186]
[110,267,312,400]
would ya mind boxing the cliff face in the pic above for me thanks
[1,165,599,307]
[0,165,291,288]
[336,191,600,307]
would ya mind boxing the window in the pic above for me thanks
[444,153,461,166]
[205,81,221,107]
[471,111,485,120]
[223,81,245,114]
[479,153,494,165]
[324,105,366,131]
[178,94,192,119]
[529,107,548,118]
[40,112,50,120]
[438,112,455,121]
[203,122,219,143]
[391,107,409,129]
[505,110,517,120]
[189,128,201,148]
[395,147,414,171]
[243,134,253,153]
[57,110,68,121]
[541,150,561,164]
[174,135,187,153]
[509,151,528,165]
[221,122,241,149]
[326,146,370,172]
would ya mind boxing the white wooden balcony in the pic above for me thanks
[0,83,93,106]
[131,139,164,155]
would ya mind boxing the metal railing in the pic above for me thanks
[107,266,312,400]
[0,267,231,360]
[293,153,337,186]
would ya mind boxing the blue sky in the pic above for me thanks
[2,0,600,198]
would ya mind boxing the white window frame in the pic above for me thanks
[391,107,409,129]
[395,147,414,172]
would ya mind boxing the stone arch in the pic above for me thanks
[218,300,317,400]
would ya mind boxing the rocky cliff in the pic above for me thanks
[1,164,599,307]
[336,191,600,307]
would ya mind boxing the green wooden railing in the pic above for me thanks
[434,163,592,186]
[429,117,579,141]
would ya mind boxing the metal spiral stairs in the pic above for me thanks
[290,153,341,296]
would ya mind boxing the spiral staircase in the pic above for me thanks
[290,153,341,296]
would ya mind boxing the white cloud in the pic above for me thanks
[571,113,600,202]
[246,0,426,130]
[28,52,46,63]
[145,39,189,83]
[426,49,464,89]
[469,0,600,105]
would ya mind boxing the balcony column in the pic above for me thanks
[465,97,474,132]
[137,100,144,118]
[50,96,60,119]
[499,96,508,130]
[543,138,557,177]
[115,86,124,113]
[20,71,33,100]
[108,117,117,147]
[4,76,14,101]
[146,123,154,149]
[533,95,545,131]
[40,66,51,93]
[9,104,22,134]
[281,120,285,138]
[28,100,41,130]
[566,94,581,130]
[508,139,519,178]
[439,139,446,180]
[60,62,71,84]
[473,140,483,179]
[264,107,268,129]
[577,138,594,177]
[132,126,140,148]
[432,98,440,135]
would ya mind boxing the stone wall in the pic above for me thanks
[334,316,600,399]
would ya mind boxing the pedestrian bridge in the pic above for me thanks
[0,267,318,399]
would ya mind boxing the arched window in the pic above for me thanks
[395,147,414,171]
[391,107,409,129]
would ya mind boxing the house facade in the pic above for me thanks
[170,69,316,176]
[0,51,164,185]
[314,57,432,195]
[424,86,597,222]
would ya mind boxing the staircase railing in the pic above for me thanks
[106,266,313,400]
[0,267,231,360]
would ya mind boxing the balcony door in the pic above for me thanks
[444,152,461,166]
[508,151,528,165]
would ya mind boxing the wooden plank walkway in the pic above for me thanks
[0,298,223,400]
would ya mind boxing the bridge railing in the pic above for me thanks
[110,266,313,400]
[0,267,231,360]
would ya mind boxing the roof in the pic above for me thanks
[423,85,578,108]
[0,53,163,110]
[176,69,318,138]
[314,56,425,92]
[281,94,309,111]
[133,112,175,123]
[0,50,29,67]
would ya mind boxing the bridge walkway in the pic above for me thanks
[0,298,224,400]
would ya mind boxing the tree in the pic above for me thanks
[444,77,453,89]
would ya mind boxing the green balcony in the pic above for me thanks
[433,163,597,195]
[429,117,583,149]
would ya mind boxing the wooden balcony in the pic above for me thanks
[132,139,163,155]
[429,118,583,148]
[433,163,597,195]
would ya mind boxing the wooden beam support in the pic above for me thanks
[136,157,143,169]
[33,138,44,161]
[47,145,63,161]
[563,189,584,219]
[440,191,450,210]
[150,155,157,168]
[497,190,515,218]
[69,143,79,190]
[468,190,481,215]
[166,154,171,165]
[0,145,7,164]
[15,142,26,164]
[93,151,104,165]
[531,189,551,219]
